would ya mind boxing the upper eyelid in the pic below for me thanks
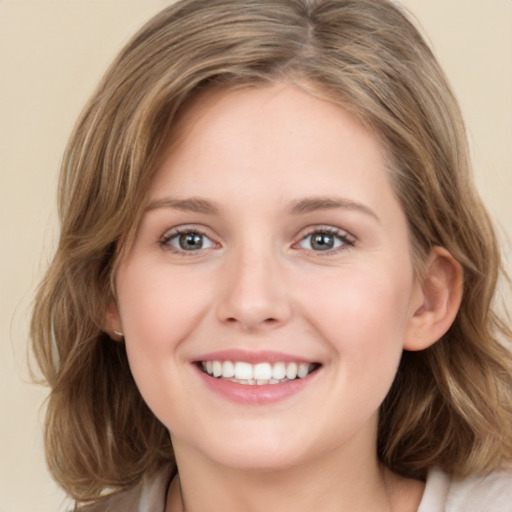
[296,225,356,243]
[160,224,212,240]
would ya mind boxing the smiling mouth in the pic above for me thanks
[198,360,321,385]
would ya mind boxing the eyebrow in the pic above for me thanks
[145,195,379,222]
[289,197,380,222]
[145,197,218,214]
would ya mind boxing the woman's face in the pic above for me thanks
[113,83,424,471]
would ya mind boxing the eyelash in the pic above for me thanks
[159,227,217,256]
[159,226,356,256]
[295,226,356,255]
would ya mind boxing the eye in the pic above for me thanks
[161,229,215,253]
[297,228,355,252]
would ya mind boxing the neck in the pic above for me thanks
[165,436,419,512]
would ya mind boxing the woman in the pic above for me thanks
[31,1,512,510]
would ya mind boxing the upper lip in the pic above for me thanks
[192,349,318,365]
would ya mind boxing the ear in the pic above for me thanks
[404,247,463,351]
[105,298,124,341]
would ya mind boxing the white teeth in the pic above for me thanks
[297,363,309,379]
[272,362,286,380]
[201,360,317,384]
[212,360,222,377]
[253,362,272,380]
[234,361,253,380]
[286,362,298,380]
[222,361,235,378]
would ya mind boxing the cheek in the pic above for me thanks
[114,264,215,414]
[284,267,414,449]
[114,264,209,427]
[307,262,412,327]
[300,263,413,374]
[116,263,212,349]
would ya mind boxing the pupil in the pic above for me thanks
[179,233,203,250]
[311,233,334,250]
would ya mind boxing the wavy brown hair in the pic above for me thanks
[31,0,512,504]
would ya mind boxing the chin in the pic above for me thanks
[175,426,315,473]
[208,446,305,473]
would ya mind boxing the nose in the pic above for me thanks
[215,246,292,332]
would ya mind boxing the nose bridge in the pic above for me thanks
[216,238,291,330]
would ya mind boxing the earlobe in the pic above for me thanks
[105,299,124,341]
[404,247,463,351]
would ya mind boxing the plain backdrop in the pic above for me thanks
[1,1,511,511]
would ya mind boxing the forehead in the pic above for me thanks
[153,83,391,197]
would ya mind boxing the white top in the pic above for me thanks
[82,466,512,511]
[417,467,512,511]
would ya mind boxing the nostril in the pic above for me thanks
[224,317,278,327]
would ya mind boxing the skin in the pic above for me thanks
[110,83,462,511]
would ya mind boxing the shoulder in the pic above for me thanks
[419,466,512,512]
[77,466,173,512]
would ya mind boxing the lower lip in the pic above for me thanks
[195,366,318,405]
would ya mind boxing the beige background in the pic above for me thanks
[1,1,511,511]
